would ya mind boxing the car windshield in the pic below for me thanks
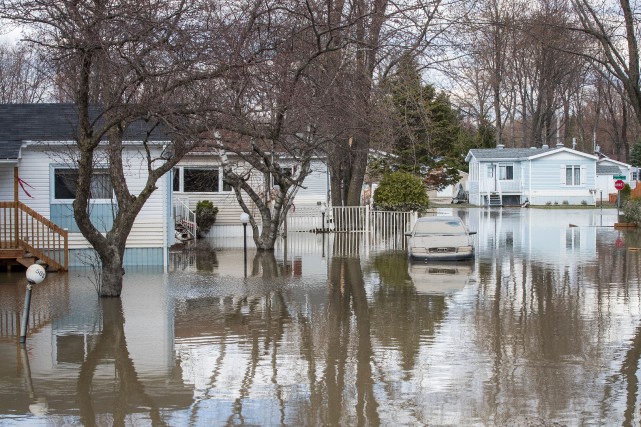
[413,219,466,235]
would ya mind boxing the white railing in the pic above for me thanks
[173,197,197,241]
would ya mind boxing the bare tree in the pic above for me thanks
[570,0,641,160]
[311,0,448,208]
[0,0,268,297]
[0,42,49,102]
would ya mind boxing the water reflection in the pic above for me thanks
[76,299,170,427]
[5,208,641,425]
[408,261,474,295]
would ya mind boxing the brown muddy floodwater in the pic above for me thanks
[0,208,640,426]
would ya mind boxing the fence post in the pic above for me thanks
[365,204,370,234]
[14,167,19,247]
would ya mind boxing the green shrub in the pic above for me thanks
[621,184,632,203]
[373,171,429,211]
[196,200,219,236]
[623,198,641,224]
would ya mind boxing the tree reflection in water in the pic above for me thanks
[76,299,167,427]
[326,253,380,426]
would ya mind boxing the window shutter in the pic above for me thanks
[580,166,586,185]
[560,165,566,185]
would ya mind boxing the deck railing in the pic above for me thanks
[173,197,197,241]
[0,201,68,271]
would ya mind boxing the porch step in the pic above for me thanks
[175,220,195,242]
[16,255,36,268]
[488,193,502,207]
[0,249,50,270]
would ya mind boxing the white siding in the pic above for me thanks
[10,144,168,250]
[0,164,15,200]
[174,155,329,226]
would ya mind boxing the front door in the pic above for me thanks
[487,164,497,192]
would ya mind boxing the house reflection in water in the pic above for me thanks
[0,269,193,424]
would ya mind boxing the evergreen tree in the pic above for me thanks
[382,55,479,189]
[631,142,641,167]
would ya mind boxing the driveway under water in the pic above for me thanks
[0,207,639,426]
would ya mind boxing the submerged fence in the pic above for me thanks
[206,206,426,245]
[286,205,419,235]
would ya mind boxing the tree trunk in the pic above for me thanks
[99,244,126,297]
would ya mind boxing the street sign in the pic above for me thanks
[613,175,626,180]
[615,179,625,191]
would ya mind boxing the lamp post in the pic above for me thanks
[20,264,46,344]
[320,205,326,233]
[240,212,249,275]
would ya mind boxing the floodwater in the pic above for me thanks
[1,207,640,426]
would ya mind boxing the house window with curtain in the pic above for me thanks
[498,164,513,180]
[54,168,113,200]
[565,165,581,186]
[51,167,115,233]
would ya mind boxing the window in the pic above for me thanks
[633,171,638,181]
[565,165,581,186]
[184,168,219,192]
[498,164,513,180]
[54,169,112,200]
[174,167,231,193]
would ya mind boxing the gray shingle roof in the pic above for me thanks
[0,104,169,159]
[0,140,23,160]
[596,164,622,175]
[468,147,555,160]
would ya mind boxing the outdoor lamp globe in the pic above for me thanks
[26,264,46,285]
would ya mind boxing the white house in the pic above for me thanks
[173,150,330,237]
[0,104,174,269]
[595,156,634,198]
[465,143,598,206]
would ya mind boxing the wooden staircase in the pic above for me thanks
[0,201,68,271]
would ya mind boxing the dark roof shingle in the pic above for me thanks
[0,104,169,159]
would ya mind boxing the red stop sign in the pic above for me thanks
[615,179,625,191]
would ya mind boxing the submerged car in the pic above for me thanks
[405,216,476,261]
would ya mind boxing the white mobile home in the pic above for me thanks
[595,156,634,197]
[465,144,598,206]
[0,104,174,269]
[173,150,329,237]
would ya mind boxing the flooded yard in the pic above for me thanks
[1,207,641,426]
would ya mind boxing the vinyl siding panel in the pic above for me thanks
[174,156,329,226]
[9,148,52,217]
[0,164,14,200]
[8,144,169,252]
[68,247,163,267]
[530,153,595,190]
